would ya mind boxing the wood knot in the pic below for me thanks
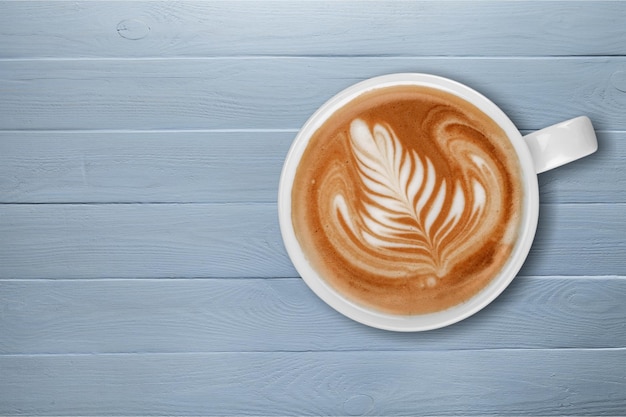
[343,394,374,415]
[610,70,626,93]
[117,19,150,40]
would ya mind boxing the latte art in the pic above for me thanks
[292,85,523,314]
[331,118,495,282]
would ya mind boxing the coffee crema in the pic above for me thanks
[291,85,523,315]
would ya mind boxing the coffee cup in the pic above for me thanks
[278,73,597,331]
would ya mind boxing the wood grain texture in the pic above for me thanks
[0,203,293,279]
[1,1,624,416]
[537,131,625,204]
[1,350,625,416]
[1,58,625,131]
[1,1,625,58]
[0,203,624,279]
[0,130,293,204]
[1,277,624,355]
[0,130,621,204]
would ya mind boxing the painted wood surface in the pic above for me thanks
[1,1,625,416]
[1,277,625,354]
[0,203,624,279]
[1,58,626,131]
[1,1,625,58]
[2,350,625,416]
[0,130,623,204]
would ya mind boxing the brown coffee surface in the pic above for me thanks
[292,85,523,315]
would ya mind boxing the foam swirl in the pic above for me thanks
[325,117,502,284]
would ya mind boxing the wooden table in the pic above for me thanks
[1,2,625,415]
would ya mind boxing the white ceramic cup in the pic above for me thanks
[278,73,598,331]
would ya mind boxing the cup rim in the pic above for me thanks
[278,73,539,331]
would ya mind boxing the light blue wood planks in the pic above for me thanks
[0,131,294,204]
[1,350,625,415]
[0,203,293,279]
[1,277,625,354]
[0,203,624,279]
[1,0,625,415]
[1,58,625,131]
[0,130,623,204]
[537,131,626,204]
[1,1,625,58]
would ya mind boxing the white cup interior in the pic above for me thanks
[278,73,539,331]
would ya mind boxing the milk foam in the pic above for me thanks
[333,118,494,277]
[291,85,523,315]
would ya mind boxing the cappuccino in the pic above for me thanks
[291,85,523,315]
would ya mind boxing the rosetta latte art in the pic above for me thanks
[291,85,522,314]
[328,118,504,286]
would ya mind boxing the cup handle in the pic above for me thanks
[522,116,598,174]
